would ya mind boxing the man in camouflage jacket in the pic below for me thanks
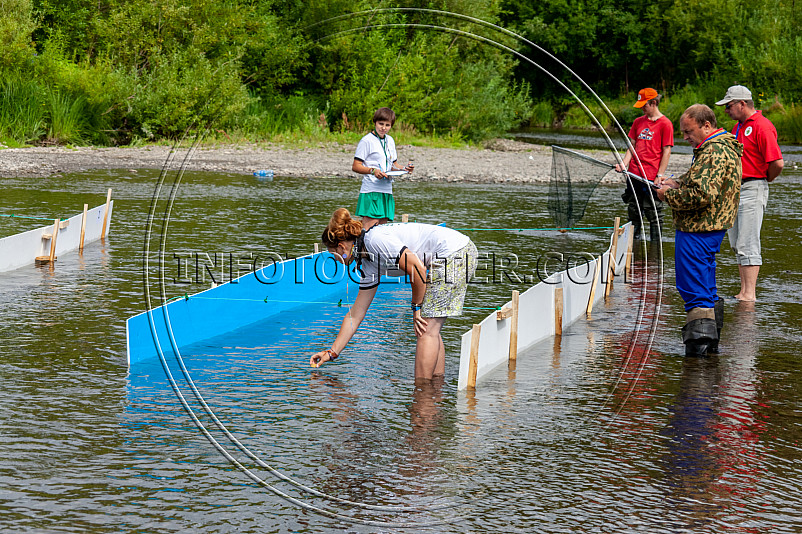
[656,104,742,356]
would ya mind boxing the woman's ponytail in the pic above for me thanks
[321,208,363,248]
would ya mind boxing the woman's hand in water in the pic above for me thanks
[310,349,337,368]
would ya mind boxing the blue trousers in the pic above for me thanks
[675,229,726,311]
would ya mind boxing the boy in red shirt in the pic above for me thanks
[616,88,674,242]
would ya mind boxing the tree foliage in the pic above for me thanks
[0,0,800,145]
[0,0,38,71]
[500,0,801,101]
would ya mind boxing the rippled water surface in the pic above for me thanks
[2,159,801,533]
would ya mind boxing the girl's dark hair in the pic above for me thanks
[321,208,363,248]
[373,107,396,126]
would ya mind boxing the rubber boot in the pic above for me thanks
[681,307,718,357]
[649,223,661,243]
[708,298,724,353]
[645,194,663,242]
[682,318,718,356]
[624,190,643,239]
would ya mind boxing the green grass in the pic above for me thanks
[529,101,554,128]
[766,103,802,144]
[213,94,475,149]
[0,75,46,144]
[47,91,89,145]
[3,69,800,149]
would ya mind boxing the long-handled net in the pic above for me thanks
[548,145,655,228]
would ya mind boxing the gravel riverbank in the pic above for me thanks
[0,139,692,183]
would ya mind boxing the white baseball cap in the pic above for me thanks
[715,85,753,105]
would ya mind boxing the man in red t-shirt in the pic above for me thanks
[616,88,675,241]
[716,85,784,302]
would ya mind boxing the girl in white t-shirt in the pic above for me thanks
[310,208,477,381]
[352,108,414,229]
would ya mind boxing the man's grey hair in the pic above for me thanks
[682,104,717,128]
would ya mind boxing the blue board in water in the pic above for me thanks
[126,251,417,367]
[125,283,414,401]
[127,222,447,367]
[127,252,364,366]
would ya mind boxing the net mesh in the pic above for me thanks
[548,145,613,228]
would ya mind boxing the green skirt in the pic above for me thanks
[355,192,395,220]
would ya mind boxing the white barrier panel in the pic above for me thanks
[458,305,509,391]
[607,222,632,278]
[517,281,558,350]
[457,222,632,390]
[563,262,592,329]
[458,279,557,390]
[0,201,113,272]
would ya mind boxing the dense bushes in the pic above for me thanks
[0,0,533,146]
[503,0,802,141]
[0,0,800,147]
[554,85,802,144]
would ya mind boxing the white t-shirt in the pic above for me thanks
[354,131,397,195]
[357,223,470,289]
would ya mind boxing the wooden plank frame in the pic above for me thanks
[101,188,112,239]
[467,324,481,389]
[508,290,520,362]
[604,217,621,298]
[555,287,564,336]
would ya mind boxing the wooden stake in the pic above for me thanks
[79,203,88,253]
[555,287,563,336]
[605,217,620,298]
[101,188,112,239]
[468,324,481,389]
[586,256,601,318]
[508,290,519,362]
[401,213,409,223]
[314,242,320,254]
[49,218,59,263]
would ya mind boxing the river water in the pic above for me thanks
[1,146,801,532]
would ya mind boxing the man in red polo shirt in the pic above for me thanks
[716,85,784,302]
[615,87,674,242]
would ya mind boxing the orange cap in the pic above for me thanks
[634,88,658,108]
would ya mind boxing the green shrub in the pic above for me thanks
[129,49,249,139]
[46,91,89,145]
[0,75,46,144]
[767,103,802,144]
[529,101,554,128]
[614,104,641,129]
[318,29,532,142]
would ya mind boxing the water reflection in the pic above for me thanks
[403,377,448,479]
[661,300,765,530]
[663,355,725,528]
